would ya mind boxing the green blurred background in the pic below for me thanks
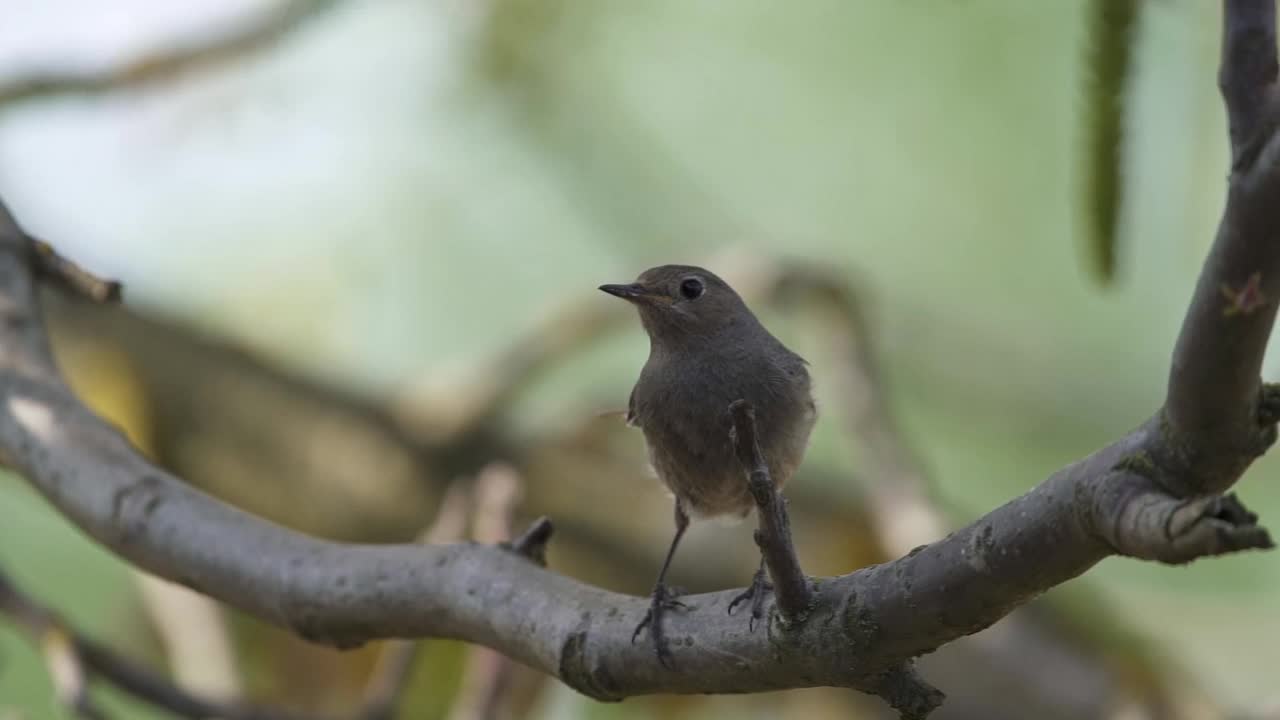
[0,1,1276,718]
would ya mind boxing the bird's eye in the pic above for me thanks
[679,277,704,300]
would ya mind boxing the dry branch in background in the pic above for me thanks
[359,472,526,720]
[0,3,1278,718]
[356,480,469,720]
[446,465,524,720]
[134,573,243,701]
[1,472,528,720]
[35,623,111,720]
[0,0,342,109]
[0,567,322,720]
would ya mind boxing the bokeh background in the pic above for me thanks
[0,1,1277,719]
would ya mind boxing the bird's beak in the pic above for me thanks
[598,283,664,304]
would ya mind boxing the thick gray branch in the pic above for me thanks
[1220,0,1278,153]
[1165,0,1280,494]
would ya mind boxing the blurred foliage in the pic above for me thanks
[1082,0,1141,283]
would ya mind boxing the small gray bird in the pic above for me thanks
[600,264,816,666]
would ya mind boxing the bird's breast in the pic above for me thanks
[631,348,815,518]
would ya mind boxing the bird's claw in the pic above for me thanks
[727,567,772,632]
[632,583,688,669]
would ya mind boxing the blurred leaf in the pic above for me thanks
[1082,0,1141,284]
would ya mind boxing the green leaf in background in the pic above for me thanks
[1082,0,1141,284]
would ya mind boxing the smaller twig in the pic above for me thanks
[728,399,814,623]
[28,238,122,303]
[0,570,109,720]
[864,664,946,720]
[508,517,554,566]
[357,645,420,720]
[75,638,320,720]
[42,627,112,720]
[0,197,121,303]
[1099,482,1274,562]
[0,566,323,720]
[0,0,343,108]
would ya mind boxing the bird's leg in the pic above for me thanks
[727,536,773,631]
[632,503,690,669]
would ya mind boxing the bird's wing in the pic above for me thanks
[626,385,639,427]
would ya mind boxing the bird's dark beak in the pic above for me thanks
[599,283,650,302]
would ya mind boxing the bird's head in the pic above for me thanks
[599,264,752,343]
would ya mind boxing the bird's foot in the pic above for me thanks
[727,566,772,632]
[632,583,688,669]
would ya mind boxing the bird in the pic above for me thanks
[599,264,817,667]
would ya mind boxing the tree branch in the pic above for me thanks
[509,516,554,563]
[1165,0,1280,494]
[358,481,470,720]
[360,468,528,720]
[1221,0,1278,154]
[446,464,523,720]
[0,3,1277,716]
[728,399,814,624]
[40,628,112,720]
[0,567,323,720]
[0,1,342,109]
[0,200,120,303]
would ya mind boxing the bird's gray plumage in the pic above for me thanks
[610,264,817,519]
[600,263,817,666]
